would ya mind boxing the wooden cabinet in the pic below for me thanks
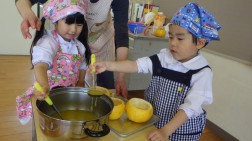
[126,33,168,90]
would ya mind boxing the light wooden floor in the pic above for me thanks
[0,56,224,141]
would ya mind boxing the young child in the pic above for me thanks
[16,0,91,124]
[91,2,221,141]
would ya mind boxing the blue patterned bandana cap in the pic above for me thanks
[170,2,221,43]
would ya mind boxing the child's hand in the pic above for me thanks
[33,83,50,100]
[148,128,169,141]
[88,62,108,74]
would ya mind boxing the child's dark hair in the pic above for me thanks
[169,24,208,47]
[191,33,208,47]
[30,12,91,69]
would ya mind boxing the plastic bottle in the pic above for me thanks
[153,12,165,30]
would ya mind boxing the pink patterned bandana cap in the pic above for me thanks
[43,0,85,23]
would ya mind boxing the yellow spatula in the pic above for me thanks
[88,54,103,96]
[91,54,96,88]
[34,82,63,119]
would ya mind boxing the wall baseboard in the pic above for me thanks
[206,119,239,141]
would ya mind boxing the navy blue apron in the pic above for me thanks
[145,55,210,141]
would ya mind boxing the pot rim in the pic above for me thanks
[36,87,114,124]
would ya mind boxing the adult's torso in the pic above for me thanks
[81,0,115,62]
[82,0,114,44]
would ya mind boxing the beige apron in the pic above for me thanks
[82,0,115,86]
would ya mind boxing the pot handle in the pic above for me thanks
[84,124,110,137]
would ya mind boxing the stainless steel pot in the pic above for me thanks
[36,87,113,139]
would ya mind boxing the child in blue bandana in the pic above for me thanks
[91,2,221,141]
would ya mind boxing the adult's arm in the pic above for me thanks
[15,0,32,18]
[76,70,86,87]
[111,0,129,62]
[111,0,129,98]
[111,0,129,49]
[15,0,46,38]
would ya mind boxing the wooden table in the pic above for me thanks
[31,95,158,141]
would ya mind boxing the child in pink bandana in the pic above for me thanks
[16,0,130,97]
[16,0,91,125]
[90,2,221,141]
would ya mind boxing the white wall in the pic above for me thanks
[202,51,252,141]
[0,1,36,55]
[155,0,252,64]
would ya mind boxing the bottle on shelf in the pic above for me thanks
[153,12,165,30]
[153,12,166,38]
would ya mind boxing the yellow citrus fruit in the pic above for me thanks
[125,98,153,123]
[109,97,125,120]
[91,86,110,96]
[87,89,104,96]
[154,27,166,38]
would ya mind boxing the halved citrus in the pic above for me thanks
[88,86,110,96]
[125,98,153,123]
[109,97,125,120]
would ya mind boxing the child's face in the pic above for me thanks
[55,18,83,41]
[168,24,203,62]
